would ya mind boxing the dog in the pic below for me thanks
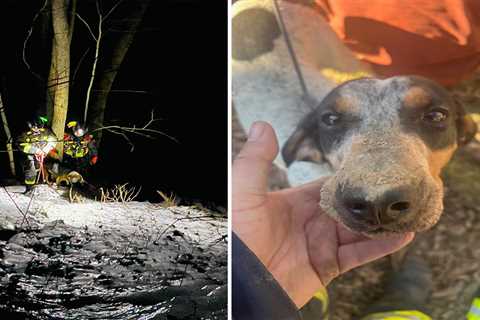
[282,75,477,237]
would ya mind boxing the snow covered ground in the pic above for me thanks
[0,185,227,319]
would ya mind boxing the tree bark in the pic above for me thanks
[49,0,72,159]
[46,39,57,122]
[0,90,15,177]
[37,0,55,120]
[86,0,150,147]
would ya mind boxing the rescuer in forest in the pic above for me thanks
[62,121,98,175]
[16,118,58,193]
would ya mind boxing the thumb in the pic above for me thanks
[233,121,279,211]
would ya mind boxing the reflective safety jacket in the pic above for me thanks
[17,127,57,156]
[63,133,98,164]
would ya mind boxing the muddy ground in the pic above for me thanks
[232,78,480,319]
[0,186,227,319]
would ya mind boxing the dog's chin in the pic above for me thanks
[349,223,410,238]
[336,211,405,238]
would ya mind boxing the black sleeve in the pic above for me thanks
[232,232,302,320]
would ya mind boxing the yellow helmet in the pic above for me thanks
[67,121,77,128]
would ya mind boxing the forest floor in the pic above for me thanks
[232,77,480,319]
[0,185,227,320]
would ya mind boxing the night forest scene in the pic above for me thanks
[0,1,227,319]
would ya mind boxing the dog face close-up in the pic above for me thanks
[283,75,477,237]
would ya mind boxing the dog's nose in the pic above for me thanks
[384,200,411,221]
[343,198,378,224]
[339,188,414,225]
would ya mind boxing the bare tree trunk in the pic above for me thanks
[84,1,103,124]
[0,92,16,176]
[36,0,55,120]
[46,0,76,124]
[68,0,77,43]
[86,0,150,147]
[46,41,57,122]
[50,0,72,160]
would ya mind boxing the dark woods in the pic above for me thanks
[0,0,227,205]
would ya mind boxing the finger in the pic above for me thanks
[336,223,370,245]
[305,214,341,287]
[283,177,330,203]
[279,178,331,222]
[338,232,415,274]
[308,213,368,245]
[233,122,279,210]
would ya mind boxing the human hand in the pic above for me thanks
[233,121,414,307]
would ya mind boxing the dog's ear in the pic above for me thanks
[455,100,478,145]
[282,113,324,167]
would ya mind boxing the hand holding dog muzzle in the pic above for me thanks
[233,121,415,308]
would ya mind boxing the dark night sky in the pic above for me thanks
[0,1,227,205]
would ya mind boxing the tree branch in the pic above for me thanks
[75,13,97,41]
[22,0,49,81]
[72,48,91,82]
[90,111,178,152]
[103,0,125,22]
[84,0,103,122]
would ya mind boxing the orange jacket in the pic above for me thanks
[309,0,480,86]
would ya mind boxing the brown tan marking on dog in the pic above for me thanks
[282,76,477,237]
[335,96,360,114]
[403,86,432,109]
[427,147,457,180]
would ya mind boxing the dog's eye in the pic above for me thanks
[321,113,341,126]
[422,108,449,123]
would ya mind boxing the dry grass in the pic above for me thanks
[100,183,141,203]
[156,190,179,208]
[68,185,82,203]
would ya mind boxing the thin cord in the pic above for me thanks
[272,0,314,109]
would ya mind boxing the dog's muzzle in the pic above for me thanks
[320,136,443,235]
